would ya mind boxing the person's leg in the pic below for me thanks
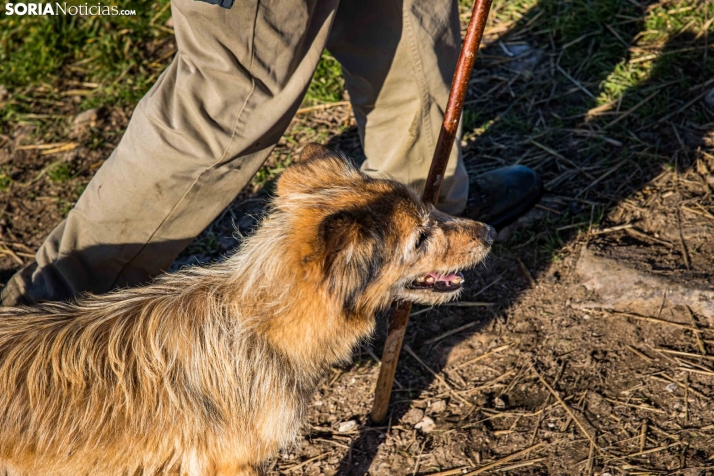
[326,0,468,215]
[2,0,338,305]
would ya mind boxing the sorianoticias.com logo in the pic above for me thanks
[4,2,136,15]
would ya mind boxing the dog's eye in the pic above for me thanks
[415,230,428,250]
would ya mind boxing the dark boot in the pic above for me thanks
[1,261,37,307]
[461,165,542,230]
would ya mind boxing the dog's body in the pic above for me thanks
[0,144,493,475]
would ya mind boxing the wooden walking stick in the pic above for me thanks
[370,0,494,424]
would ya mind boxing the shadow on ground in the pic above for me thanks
[310,0,713,473]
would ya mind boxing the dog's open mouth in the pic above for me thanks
[407,272,464,293]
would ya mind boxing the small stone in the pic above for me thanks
[591,349,608,362]
[69,108,102,139]
[429,400,447,414]
[414,416,436,433]
[401,407,424,425]
[665,382,678,393]
[72,108,100,126]
[337,420,358,433]
[493,396,506,410]
[705,87,714,108]
[587,392,613,416]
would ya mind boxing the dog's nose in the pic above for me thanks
[481,224,496,245]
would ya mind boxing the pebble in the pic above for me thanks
[414,416,436,433]
[401,407,424,425]
[428,400,447,414]
[72,108,100,126]
[337,420,358,433]
[493,396,506,410]
[705,87,714,108]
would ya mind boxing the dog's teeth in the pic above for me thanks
[415,277,425,283]
[451,276,464,284]
[425,276,435,284]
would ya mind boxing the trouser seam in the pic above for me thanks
[398,0,436,158]
[109,0,260,288]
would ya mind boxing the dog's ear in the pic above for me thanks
[276,143,362,196]
[319,210,363,273]
[318,209,382,311]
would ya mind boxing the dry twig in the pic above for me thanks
[463,443,546,476]
[403,345,472,406]
[532,366,603,454]
[452,344,511,370]
[295,101,350,115]
[685,306,707,355]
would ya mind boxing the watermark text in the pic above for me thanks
[5,3,136,16]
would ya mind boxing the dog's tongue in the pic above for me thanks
[427,272,462,284]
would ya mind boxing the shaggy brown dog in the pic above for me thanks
[0,144,494,476]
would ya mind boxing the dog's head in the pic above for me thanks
[275,143,495,312]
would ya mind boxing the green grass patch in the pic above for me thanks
[253,156,293,188]
[184,231,220,256]
[462,109,483,132]
[0,173,12,191]
[303,50,345,106]
[0,1,349,133]
[47,162,74,182]
[0,0,173,131]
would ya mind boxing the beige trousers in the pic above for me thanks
[5,0,468,304]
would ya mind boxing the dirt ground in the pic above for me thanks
[1,0,713,474]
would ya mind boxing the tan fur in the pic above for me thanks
[0,144,492,475]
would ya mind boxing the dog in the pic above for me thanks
[0,143,494,475]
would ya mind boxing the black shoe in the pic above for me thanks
[461,165,542,230]
[1,261,37,307]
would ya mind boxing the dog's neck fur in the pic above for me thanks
[218,208,383,377]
